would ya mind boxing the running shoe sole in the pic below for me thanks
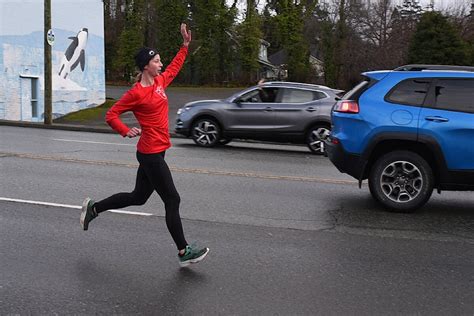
[80,197,91,230]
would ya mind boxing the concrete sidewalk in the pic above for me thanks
[0,119,115,134]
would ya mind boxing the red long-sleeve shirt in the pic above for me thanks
[106,46,188,154]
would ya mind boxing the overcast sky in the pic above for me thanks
[0,0,104,36]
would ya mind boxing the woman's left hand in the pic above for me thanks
[181,23,192,47]
[126,127,142,138]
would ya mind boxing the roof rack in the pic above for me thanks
[394,64,474,72]
[264,81,332,89]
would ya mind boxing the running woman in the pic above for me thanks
[80,23,209,268]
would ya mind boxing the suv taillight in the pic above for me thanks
[333,100,359,113]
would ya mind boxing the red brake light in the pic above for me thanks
[334,100,359,113]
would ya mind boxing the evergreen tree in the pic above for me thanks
[104,0,126,81]
[189,0,237,84]
[153,0,188,63]
[265,0,315,82]
[407,11,469,65]
[285,3,311,82]
[237,0,262,83]
[320,18,337,88]
[261,5,281,57]
[115,0,147,82]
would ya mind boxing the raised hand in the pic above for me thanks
[181,23,192,47]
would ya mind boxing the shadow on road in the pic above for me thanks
[327,193,474,241]
[74,257,211,312]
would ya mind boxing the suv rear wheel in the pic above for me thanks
[191,118,221,147]
[306,125,330,155]
[369,151,434,212]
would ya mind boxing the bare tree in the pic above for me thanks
[355,0,393,48]
[445,2,473,41]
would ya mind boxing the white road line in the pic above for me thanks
[0,197,154,216]
[53,138,135,146]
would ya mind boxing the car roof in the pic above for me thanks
[261,81,343,93]
[263,81,330,89]
[363,64,474,81]
[393,64,474,72]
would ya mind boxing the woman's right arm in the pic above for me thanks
[159,24,191,88]
[105,90,138,137]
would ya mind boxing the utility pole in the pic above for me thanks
[44,0,52,124]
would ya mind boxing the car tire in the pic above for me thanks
[191,118,221,147]
[306,125,331,155]
[368,150,434,213]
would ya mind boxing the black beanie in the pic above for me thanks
[135,47,157,71]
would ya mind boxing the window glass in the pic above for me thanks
[280,88,319,103]
[239,89,261,103]
[342,80,369,101]
[434,79,474,113]
[387,79,430,106]
[314,91,327,100]
[239,88,278,103]
[259,88,278,103]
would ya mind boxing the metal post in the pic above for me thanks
[44,0,52,124]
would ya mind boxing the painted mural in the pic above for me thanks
[0,0,105,122]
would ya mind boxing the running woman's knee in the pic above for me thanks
[131,192,149,205]
[167,191,181,206]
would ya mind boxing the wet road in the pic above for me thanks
[1,126,473,314]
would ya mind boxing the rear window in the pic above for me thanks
[342,79,371,101]
[386,79,431,106]
[434,79,474,113]
[280,88,326,103]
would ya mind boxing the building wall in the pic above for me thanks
[0,0,105,122]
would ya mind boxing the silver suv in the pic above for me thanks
[175,81,343,154]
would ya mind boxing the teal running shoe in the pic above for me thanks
[80,197,98,231]
[178,243,209,267]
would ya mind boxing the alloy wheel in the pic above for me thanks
[192,120,219,146]
[307,127,330,154]
[380,160,423,203]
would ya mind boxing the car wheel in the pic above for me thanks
[219,138,232,146]
[368,151,434,212]
[306,125,331,155]
[191,118,221,147]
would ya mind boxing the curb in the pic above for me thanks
[0,120,180,137]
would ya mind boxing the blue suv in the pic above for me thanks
[326,64,474,212]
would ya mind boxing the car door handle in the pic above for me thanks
[305,107,317,112]
[425,116,449,122]
[264,107,273,112]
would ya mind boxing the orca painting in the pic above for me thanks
[58,28,88,79]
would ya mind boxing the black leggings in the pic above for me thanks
[94,151,188,250]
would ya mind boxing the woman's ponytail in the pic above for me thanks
[134,71,142,83]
